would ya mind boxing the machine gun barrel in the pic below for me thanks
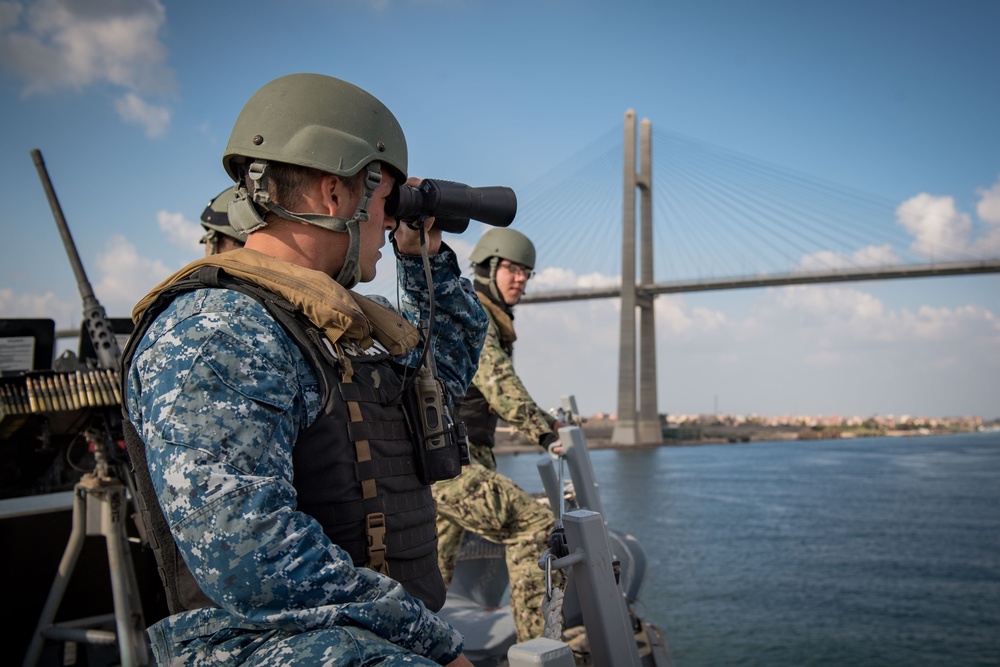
[31,149,122,372]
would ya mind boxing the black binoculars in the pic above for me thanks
[385,179,517,233]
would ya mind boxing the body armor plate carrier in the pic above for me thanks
[120,266,446,613]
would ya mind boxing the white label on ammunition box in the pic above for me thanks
[0,336,35,371]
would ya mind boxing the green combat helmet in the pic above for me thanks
[200,185,248,250]
[470,227,536,269]
[470,227,536,302]
[222,72,408,288]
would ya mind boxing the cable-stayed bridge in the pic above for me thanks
[42,110,998,446]
[507,111,1000,445]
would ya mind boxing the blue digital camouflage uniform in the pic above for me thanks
[126,246,486,666]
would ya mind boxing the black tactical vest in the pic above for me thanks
[121,266,445,613]
[454,306,513,450]
[456,384,497,448]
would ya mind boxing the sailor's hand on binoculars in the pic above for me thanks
[393,216,442,256]
[392,177,443,256]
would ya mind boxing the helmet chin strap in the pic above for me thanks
[227,160,383,289]
[473,257,504,304]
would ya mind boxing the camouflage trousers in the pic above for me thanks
[432,443,559,642]
[148,622,440,666]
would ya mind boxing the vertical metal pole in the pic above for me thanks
[637,119,662,444]
[560,511,643,667]
[612,110,638,445]
[559,426,605,517]
[537,458,563,524]
[102,480,149,666]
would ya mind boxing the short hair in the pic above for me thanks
[250,161,364,212]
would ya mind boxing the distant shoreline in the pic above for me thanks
[492,420,989,455]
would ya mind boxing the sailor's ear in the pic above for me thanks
[320,173,349,217]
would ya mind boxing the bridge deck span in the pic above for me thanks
[520,259,1000,304]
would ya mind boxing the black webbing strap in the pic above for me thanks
[355,454,417,481]
[340,351,387,575]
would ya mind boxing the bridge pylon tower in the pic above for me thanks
[612,110,663,446]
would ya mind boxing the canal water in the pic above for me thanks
[496,430,1000,667]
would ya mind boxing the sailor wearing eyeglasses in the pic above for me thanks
[433,227,567,643]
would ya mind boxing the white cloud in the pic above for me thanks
[651,294,732,337]
[783,177,1000,273]
[851,244,900,266]
[896,192,973,259]
[973,227,1000,257]
[91,234,173,316]
[157,209,203,253]
[532,267,619,292]
[512,273,1000,417]
[115,91,170,137]
[902,303,999,343]
[765,284,1000,347]
[976,176,1000,225]
[894,177,1000,260]
[972,176,1000,256]
[773,285,885,331]
[0,286,76,330]
[796,244,900,271]
[0,0,175,131]
[797,250,848,271]
[0,233,177,359]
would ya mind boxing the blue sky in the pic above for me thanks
[1,0,998,420]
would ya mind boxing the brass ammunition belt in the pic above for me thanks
[0,368,121,417]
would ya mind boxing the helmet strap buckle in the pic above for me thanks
[334,162,383,289]
[247,161,272,207]
[351,162,382,225]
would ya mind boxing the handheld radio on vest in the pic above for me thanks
[408,362,470,484]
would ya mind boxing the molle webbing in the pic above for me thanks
[331,507,437,562]
[339,351,386,573]
[276,298,441,605]
[349,422,412,443]
[355,455,418,479]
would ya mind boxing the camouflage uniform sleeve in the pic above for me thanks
[396,242,488,404]
[473,315,557,446]
[126,289,463,664]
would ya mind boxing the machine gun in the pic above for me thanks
[21,150,150,667]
